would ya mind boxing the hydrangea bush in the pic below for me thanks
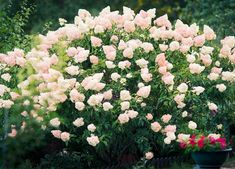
[0,6,235,165]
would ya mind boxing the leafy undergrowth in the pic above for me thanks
[14,155,235,169]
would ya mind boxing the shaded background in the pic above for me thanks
[1,0,186,33]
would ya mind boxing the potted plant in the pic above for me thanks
[178,134,232,169]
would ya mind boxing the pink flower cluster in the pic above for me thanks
[0,6,234,156]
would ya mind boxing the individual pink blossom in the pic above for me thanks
[21,111,28,117]
[134,14,149,30]
[1,73,11,82]
[154,14,171,28]
[94,25,104,33]
[105,61,116,69]
[162,73,175,85]
[121,101,130,111]
[169,41,180,51]
[87,135,100,146]
[87,124,96,132]
[182,37,194,46]
[221,36,235,48]
[61,132,70,142]
[89,55,99,64]
[201,54,212,66]
[161,114,172,123]
[174,94,185,105]
[200,46,214,55]
[51,130,62,139]
[103,102,113,111]
[111,72,121,81]
[155,53,167,67]
[164,125,176,133]
[180,45,190,53]
[159,44,168,51]
[177,133,190,142]
[8,129,17,137]
[118,40,127,50]
[141,73,152,82]
[211,67,222,74]
[167,62,173,70]
[50,54,59,65]
[229,53,235,63]
[173,31,183,41]
[192,86,205,95]
[50,118,60,127]
[118,113,130,124]
[208,102,218,111]
[16,57,26,67]
[177,83,188,93]
[124,21,135,33]
[65,65,79,76]
[151,122,162,132]
[137,85,151,98]
[103,89,113,100]
[221,71,235,82]
[120,90,131,101]
[164,137,171,144]
[91,36,102,47]
[75,101,85,111]
[78,9,91,19]
[74,50,89,63]
[4,55,16,66]
[146,113,153,120]
[136,58,149,68]
[194,35,205,47]
[118,60,131,70]
[188,121,197,130]
[87,94,104,106]
[189,63,205,74]
[166,132,176,140]
[73,117,85,127]
[220,45,231,57]
[127,110,138,119]
[123,47,134,59]
[141,42,154,53]
[145,152,154,160]
[67,47,78,57]
[203,25,216,40]
[158,66,167,75]
[110,35,118,43]
[216,84,226,92]
[103,45,116,61]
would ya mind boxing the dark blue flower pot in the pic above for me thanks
[191,148,232,169]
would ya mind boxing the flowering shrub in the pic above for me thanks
[177,134,227,153]
[0,6,235,166]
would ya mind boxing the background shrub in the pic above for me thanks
[0,0,34,53]
[181,0,235,40]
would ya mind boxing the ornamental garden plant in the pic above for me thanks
[0,6,235,167]
[178,134,227,152]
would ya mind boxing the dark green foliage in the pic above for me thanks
[3,0,185,33]
[39,152,85,169]
[0,0,35,53]
[181,0,235,40]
